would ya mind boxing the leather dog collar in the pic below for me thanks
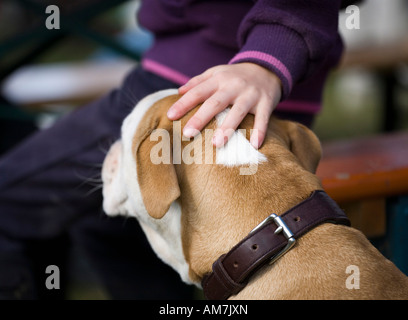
[201,190,351,300]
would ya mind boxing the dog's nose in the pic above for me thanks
[102,141,122,183]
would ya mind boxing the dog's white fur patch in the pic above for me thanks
[215,109,267,167]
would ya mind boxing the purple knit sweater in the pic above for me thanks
[138,0,343,114]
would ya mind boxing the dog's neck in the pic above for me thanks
[177,136,322,284]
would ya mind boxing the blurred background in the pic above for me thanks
[315,0,408,138]
[0,0,407,299]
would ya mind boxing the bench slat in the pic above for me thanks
[317,131,408,203]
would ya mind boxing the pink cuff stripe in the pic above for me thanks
[142,59,191,86]
[229,51,293,90]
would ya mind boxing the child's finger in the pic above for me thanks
[212,95,257,147]
[183,89,236,138]
[167,79,216,120]
[178,70,213,94]
[250,101,273,149]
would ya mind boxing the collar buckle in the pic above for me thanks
[250,213,296,265]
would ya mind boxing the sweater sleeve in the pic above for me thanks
[229,0,343,100]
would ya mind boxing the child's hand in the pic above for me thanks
[167,63,282,149]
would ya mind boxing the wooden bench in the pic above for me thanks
[317,131,408,204]
[317,131,408,274]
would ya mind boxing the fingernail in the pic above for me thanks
[212,130,226,147]
[250,134,260,149]
[167,108,177,119]
[178,83,189,93]
[183,126,200,138]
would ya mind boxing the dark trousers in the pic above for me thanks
[0,66,315,299]
[0,67,195,299]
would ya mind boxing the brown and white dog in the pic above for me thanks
[102,89,408,299]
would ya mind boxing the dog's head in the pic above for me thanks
[102,89,322,285]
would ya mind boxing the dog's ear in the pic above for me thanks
[286,121,322,173]
[133,103,180,220]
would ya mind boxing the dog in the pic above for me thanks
[102,89,408,299]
